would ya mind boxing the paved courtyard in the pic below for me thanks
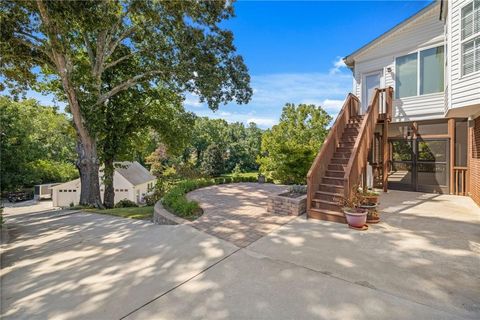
[187,183,295,247]
[1,188,479,319]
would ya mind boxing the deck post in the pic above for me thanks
[382,87,392,192]
[448,118,455,194]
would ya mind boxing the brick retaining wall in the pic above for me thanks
[267,193,306,216]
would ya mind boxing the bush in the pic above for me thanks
[115,199,138,208]
[288,185,307,194]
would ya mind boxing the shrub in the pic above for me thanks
[115,199,138,208]
[288,185,307,194]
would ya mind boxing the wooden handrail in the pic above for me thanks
[344,87,393,200]
[307,93,360,212]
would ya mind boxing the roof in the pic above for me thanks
[343,1,440,68]
[51,162,155,190]
[51,179,81,190]
[114,161,156,186]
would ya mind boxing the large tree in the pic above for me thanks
[0,0,252,207]
[99,86,194,208]
[257,104,332,184]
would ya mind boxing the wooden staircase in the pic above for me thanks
[307,88,393,223]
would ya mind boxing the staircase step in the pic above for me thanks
[315,190,344,203]
[333,152,351,159]
[336,147,352,153]
[325,170,344,178]
[343,128,359,134]
[312,199,343,212]
[308,208,346,224]
[319,183,344,194]
[322,176,345,186]
[328,164,346,171]
[339,142,355,148]
[331,157,349,164]
[340,136,357,143]
[345,123,360,129]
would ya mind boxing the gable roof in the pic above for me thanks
[50,179,81,190]
[343,1,440,68]
[114,161,156,186]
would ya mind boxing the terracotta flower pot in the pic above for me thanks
[362,195,379,204]
[343,207,367,228]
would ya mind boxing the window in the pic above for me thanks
[462,1,480,75]
[395,46,444,98]
[420,47,444,94]
[396,53,418,98]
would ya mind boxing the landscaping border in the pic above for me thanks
[153,175,280,224]
[153,200,190,225]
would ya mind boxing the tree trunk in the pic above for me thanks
[103,157,115,208]
[36,0,103,208]
[76,134,103,208]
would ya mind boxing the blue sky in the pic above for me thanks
[29,0,433,128]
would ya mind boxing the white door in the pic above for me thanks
[362,71,383,113]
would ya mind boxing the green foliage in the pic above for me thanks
[201,144,225,177]
[114,199,138,208]
[257,103,332,184]
[0,97,78,191]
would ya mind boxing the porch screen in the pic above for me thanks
[395,53,417,98]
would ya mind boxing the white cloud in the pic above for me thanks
[183,57,353,128]
[322,99,345,112]
[183,93,202,107]
[329,56,347,75]
[247,117,276,127]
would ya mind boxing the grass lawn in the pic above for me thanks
[90,206,154,220]
[220,171,258,178]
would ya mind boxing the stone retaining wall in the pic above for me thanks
[153,201,190,225]
[267,193,306,216]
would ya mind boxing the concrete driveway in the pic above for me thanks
[2,190,480,319]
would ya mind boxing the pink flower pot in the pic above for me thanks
[343,208,367,228]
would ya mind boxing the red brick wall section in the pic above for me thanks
[470,116,480,206]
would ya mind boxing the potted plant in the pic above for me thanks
[359,201,380,224]
[342,189,368,229]
[258,173,266,184]
[360,189,380,204]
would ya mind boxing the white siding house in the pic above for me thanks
[342,0,480,199]
[446,0,480,118]
[51,161,156,207]
[345,1,446,122]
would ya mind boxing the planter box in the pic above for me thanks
[267,192,307,216]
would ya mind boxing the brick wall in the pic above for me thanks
[267,193,306,216]
[469,116,480,206]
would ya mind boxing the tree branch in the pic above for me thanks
[96,70,163,106]
[105,26,136,61]
[104,51,137,70]
[83,34,95,70]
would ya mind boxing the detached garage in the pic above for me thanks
[51,161,156,207]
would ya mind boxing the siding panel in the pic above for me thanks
[353,6,445,123]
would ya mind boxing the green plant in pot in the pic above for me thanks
[360,188,380,204]
[341,189,368,228]
[358,188,380,223]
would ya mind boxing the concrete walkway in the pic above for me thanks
[2,190,479,319]
[187,183,294,247]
